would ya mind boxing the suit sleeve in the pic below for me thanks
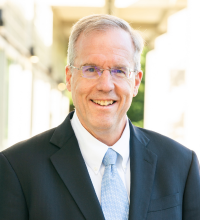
[182,151,200,219]
[0,152,28,220]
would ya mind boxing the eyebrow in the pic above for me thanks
[112,65,127,69]
[81,63,97,67]
[81,63,128,69]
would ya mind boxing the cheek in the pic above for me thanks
[128,79,135,97]
[122,82,135,108]
[120,80,135,99]
[71,78,81,105]
[71,77,92,104]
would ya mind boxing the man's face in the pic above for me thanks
[66,28,142,138]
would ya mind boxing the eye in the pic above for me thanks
[116,69,125,74]
[112,68,126,77]
[85,67,96,72]
[81,66,99,79]
[88,68,95,72]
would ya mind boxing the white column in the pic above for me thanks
[185,0,200,157]
[0,50,7,150]
[7,64,32,147]
[31,77,51,136]
[144,34,170,136]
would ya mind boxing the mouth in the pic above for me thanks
[91,100,116,106]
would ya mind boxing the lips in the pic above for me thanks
[91,100,116,106]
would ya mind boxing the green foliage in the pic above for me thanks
[127,46,149,127]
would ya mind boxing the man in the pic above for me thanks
[0,14,200,220]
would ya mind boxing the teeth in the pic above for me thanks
[93,100,114,106]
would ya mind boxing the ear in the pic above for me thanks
[133,71,143,97]
[65,65,72,92]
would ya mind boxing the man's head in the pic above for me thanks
[67,14,143,73]
[66,14,144,145]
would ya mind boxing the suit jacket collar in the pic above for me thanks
[50,111,105,220]
[128,120,157,220]
[50,111,75,149]
[50,112,157,220]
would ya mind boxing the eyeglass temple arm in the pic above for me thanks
[69,65,81,70]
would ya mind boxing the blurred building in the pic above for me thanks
[144,0,200,159]
[0,0,69,150]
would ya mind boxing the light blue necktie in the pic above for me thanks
[101,148,129,220]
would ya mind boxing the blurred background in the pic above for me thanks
[0,0,200,159]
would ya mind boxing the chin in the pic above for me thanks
[90,119,114,131]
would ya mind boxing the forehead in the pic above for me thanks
[74,28,135,66]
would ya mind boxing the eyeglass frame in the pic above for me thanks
[69,64,138,79]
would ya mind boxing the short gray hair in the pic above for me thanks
[67,14,144,72]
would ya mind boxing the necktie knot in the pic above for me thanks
[103,148,117,166]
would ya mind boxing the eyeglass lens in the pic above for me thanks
[82,66,129,79]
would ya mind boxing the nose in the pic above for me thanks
[96,70,114,92]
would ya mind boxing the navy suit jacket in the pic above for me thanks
[1,111,200,220]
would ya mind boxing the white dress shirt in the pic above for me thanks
[71,111,130,203]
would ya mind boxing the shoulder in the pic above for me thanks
[132,125,194,165]
[132,126,200,187]
[1,112,75,167]
[1,128,57,162]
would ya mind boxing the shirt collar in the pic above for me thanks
[71,111,130,174]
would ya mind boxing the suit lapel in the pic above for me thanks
[128,121,157,220]
[50,112,105,220]
[49,112,157,220]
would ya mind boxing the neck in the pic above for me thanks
[90,126,126,146]
[76,113,127,146]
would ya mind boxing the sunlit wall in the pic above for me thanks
[0,0,69,150]
[7,64,32,146]
[144,0,200,159]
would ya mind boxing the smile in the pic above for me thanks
[91,100,116,106]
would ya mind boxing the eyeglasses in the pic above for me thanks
[69,65,137,79]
